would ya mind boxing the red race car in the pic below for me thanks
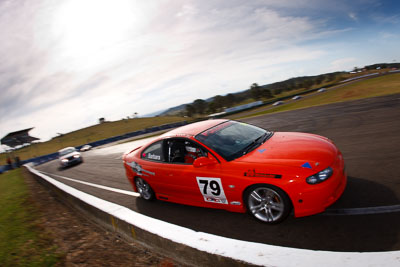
[123,119,346,224]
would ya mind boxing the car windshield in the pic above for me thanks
[195,121,272,161]
[59,148,76,156]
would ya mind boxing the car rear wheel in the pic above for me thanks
[135,177,155,201]
[244,185,291,224]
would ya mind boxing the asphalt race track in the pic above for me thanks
[36,93,400,252]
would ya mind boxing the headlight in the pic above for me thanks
[61,159,69,162]
[306,167,333,184]
[73,155,80,158]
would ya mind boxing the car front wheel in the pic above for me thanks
[135,177,155,201]
[244,185,291,224]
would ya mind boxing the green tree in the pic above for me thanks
[261,89,273,99]
[304,79,315,90]
[296,82,304,89]
[315,75,325,85]
[273,88,283,95]
[225,93,236,106]
[207,102,218,114]
[193,99,207,114]
[327,73,336,82]
[250,83,262,100]
[185,104,195,117]
[211,95,226,111]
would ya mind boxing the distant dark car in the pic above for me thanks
[58,147,83,168]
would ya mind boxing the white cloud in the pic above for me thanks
[329,58,357,72]
[0,0,398,146]
[348,12,358,21]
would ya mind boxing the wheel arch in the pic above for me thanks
[134,176,156,201]
[133,175,154,191]
[132,176,141,192]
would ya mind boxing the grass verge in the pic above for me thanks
[0,169,61,266]
[239,73,400,119]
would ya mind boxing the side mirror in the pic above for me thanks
[193,156,218,168]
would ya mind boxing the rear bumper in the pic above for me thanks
[124,162,137,192]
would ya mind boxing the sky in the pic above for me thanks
[1,0,399,148]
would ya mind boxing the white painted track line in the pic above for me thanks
[39,171,140,197]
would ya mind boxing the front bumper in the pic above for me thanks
[293,155,347,218]
[60,157,82,167]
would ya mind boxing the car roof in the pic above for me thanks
[162,119,228,137]
[58,147,75,153]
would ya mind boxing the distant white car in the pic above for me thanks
[80,144,92,152]
[272,101,284,106]
[318,88,326,92]
[58,147,83,168]
[292,95,302,100]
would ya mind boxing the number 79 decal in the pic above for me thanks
[196,177,228,204]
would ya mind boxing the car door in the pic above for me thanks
[138,140,169,192]
[157,138,228,207]
[138,138,197,202]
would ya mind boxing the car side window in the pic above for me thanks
[166,139,207,165]
[141,141,164,162]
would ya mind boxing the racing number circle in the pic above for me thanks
[245,185,291,224]
[135,177,155,201]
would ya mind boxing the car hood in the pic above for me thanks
[236,132,337,169]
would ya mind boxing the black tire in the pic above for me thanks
[135,177,155,201]
[244,184,291,224]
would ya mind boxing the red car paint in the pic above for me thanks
[123,119,346,223]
